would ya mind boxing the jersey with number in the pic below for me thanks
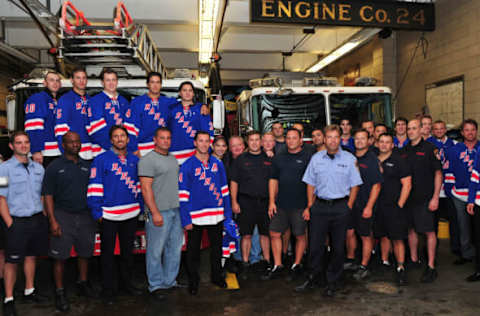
[87,92,138,155]
[55,90,92,159]
[178,155,232,227]
[168,102,214,164]
[87,150,143,221]
[24,90,60,156]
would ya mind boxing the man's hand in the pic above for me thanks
[302,208,310,221]
[467,203,475,215]
[362,206,373,219]
[265,150,274,158]
[347,201,354,210]
[152,212,164,227]
[397,201,405,209]
[268,202,277,218]
[200,104,209,115]
[428,196,439,212]
[232,201,241,214]
[133,150,141,158]
[50,219,62,237]
[5,216,13,229]
[32,152,43,164]
[184,224,193,231]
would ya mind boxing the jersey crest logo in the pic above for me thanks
[90,167,96,178]
[211,163,218,172]
[76,102,82,110]
[111,163,119,171]
[195,168,201,176]
[105,102,111,109]
[125,109,131,118]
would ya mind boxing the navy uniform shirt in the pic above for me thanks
[405,139,442,203]
[354,150,383,210]
[230,151,272,198]
[303,149,363,200]
[43,155,91,212]
[378,151,411,205]
[271,148,313,210]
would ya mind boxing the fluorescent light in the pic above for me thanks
[198,0,221,63]
[306,28,381,73]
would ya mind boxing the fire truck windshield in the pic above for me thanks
[251,93,326,136]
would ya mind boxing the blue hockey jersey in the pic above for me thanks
[24,90,60,156]
[444,142,480,202]
[55,90,92,160]
[168,102,213,164]
[341,136,355,153]
[130,94,177,156]
[394,136,409,149]
[87,150,143,221]
[87,91,138,155]
[178,155,232,227]
[468,150,480,205]
[427,136,457,197]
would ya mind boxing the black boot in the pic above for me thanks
[295,274,318,292]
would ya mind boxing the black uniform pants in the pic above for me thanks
[309,199,348,285]
[186,222,223,285]
[473,206,480,272]
[101,217,137,292]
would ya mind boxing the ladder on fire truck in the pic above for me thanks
[11,0,168,78]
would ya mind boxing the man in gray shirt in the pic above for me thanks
[139,127,182,300]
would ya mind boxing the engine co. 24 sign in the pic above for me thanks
[251,0,435,31]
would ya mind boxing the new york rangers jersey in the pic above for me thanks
[24,90,60,156]
[427,136,457,197]
[444,142,480,201]
[394,136,409,149]
[55,90,92,160]
[130,94,177,156]
[341,137,354,153]
[178,155,232,227]
[87,91,138,155]
[169,102,214,164]
[468,150,480,205]
[87,150,143,221]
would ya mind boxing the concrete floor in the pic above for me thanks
[11,241,480,316]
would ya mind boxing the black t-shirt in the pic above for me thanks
[271,149,313,210]
[378,151,411,205]
[274,141,286,154]
[405,139,442,203]
[42,156,91,212]
[354,150,383,210]
[230,151,272,198]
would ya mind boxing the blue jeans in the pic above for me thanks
[233,225,262,263]
[145,208,183,292]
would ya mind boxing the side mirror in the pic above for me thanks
[212,99,225,131]
[6,95,16,132]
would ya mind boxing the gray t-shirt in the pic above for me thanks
[138,151,180,212]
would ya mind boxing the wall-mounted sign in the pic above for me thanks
[251,0,435,31]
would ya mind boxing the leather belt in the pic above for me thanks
[316,196,348,206]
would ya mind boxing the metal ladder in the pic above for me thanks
[57,1,167,78]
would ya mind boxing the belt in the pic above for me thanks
[12,212,44,221]
[316,196,348,206]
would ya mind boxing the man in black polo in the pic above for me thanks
[263,128,312,281]
[375,133,411,285]
[345,129,382,280]
[230,130,272,278]
[43,131,96,311]
[405,119,442,283]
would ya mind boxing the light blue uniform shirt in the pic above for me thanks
[302,149,363,199]
[0,156,44,217]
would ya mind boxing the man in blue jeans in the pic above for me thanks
[139,127,183,300]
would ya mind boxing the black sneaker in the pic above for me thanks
[353,265,370,280]
[238,262,250,281]
[23,290,48,303]
[466,272,480,282]
[55,289,70,312]
[286,264,303,282]
[421,267,438,283]
[261,265,284,281]
[408,260,423,270]
[343,259,358,271]
[396,268,408,286]
[3,300,16,316]
[77,281,98,298]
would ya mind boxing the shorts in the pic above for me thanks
[237,196,269,236]
[269,208,307,236]
[407,201,436,233]
[5,213,49,263]
[49,209,96,260]
[351,206,374,237]
[374,203,408,240]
